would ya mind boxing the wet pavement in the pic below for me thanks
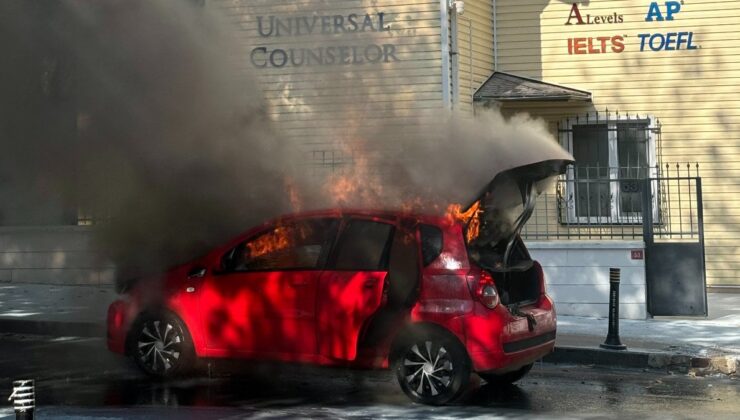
[0,333,738,419]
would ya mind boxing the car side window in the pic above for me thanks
[419,224,443,266]
[223,218,338,272]
[333,219,394,271]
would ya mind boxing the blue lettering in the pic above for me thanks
[664,32,676,50]
[637,33,651,51]
[649,33,665,51]
[645,2,663,21]
[665,1,681,20]
[687,32,698,50]
[639,32,699,52]
[676,32,688,49]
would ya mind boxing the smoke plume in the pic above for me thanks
[0,0,571,284]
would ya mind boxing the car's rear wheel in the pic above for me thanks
[129,311,194,379]
[479,363,533,385]
[393,329,471,405]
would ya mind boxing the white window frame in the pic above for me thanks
[561,115,659,224]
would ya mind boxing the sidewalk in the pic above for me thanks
[0,283,116,336]
[552,308,740,375]
[0,283,737,374]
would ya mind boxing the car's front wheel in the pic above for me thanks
[129,311,195,379]
[393,329,471,405]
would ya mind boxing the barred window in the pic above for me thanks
[561,115,659,224]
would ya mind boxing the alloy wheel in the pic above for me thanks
[401,340,455,398]
[136,319,184,374]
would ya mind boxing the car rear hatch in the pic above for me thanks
[462,153,574,307]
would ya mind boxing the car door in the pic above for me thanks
[317,217,395,361]
[199,217,338,358]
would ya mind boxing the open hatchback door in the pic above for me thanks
[461,152,574,308]
[468,158,573,266]
[461,144,574,277]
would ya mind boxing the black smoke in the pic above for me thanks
[0,0,571,287]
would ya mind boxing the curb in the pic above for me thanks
[0,319,104,338]
[546,345,738,376]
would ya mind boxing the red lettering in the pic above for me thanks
[596,36,610,53]
[568,36,625,54]
[611,35,625,53]
[574,38,587,54]
[566,3,584,25]
[588,38,600,54]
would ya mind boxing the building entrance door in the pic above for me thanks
[643,168,707,316]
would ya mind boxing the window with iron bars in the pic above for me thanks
[559,113,660,224]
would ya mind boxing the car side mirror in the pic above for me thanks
[218,247,238,274]
[187,266,207,279]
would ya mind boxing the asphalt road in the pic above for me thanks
[0,333,737,419]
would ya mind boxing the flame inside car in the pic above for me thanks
[246,223,313,260]
[246,225,293,259]
[446,200,482,243]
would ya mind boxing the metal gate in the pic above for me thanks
[643,165,707,316]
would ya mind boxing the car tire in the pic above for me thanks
[129,311,195,379]
[392,328,472,405]
[479,363,533,385]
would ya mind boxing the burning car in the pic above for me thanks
[107,156,573,405]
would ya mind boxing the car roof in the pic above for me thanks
[274,208,455,227]
[211,208,463,261]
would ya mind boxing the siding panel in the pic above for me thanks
[210,0,443,154]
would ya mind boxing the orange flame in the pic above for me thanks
[246,222,314,261]
[446,201,482,243]
[247,225,293,259]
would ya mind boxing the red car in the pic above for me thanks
[107,158,571,405]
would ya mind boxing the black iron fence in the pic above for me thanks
[522,163,702,240]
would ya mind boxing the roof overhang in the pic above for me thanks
[473,71,592,103]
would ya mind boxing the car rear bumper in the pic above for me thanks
[471,331,555,374]
[464,295,557,373]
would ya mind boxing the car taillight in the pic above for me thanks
[475,271,500,309]
[108,300,126,328]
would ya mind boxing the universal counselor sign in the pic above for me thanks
[249,12,399,68]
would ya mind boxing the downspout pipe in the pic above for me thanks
[493,0,498,70]
[450,8,459,109]
[440,0,452,109]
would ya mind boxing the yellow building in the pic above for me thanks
[484,0,739,292]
